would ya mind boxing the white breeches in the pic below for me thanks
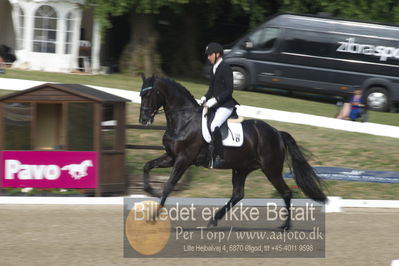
[210,107,233,132]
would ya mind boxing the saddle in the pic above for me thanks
[202,107,244,147]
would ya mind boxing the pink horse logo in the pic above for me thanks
[61,160,93,179]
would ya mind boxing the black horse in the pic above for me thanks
[138,75,327,229]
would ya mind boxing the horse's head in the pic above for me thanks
[139,74,164,125]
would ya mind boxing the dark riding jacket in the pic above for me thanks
[205,60,239,109]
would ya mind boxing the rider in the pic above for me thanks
[199,42,239,168]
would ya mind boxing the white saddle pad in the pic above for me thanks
[201,108,244,147]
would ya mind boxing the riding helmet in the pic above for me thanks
[205,42,224,56]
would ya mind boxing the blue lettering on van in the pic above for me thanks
[337,37,399,61]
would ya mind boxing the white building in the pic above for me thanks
[0,0,101,73]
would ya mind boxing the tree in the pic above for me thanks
[84,0,283,77]
[161,0,280,76]
[280,0,399,24]
[85,0,131,33]
[231,0,280,28]
[85,0,190,76]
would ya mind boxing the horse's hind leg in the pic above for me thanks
[143,153,174,197]
[208,169,252,227]
[261,161,292,230]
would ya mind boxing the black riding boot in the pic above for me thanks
[211,127,225,168]
[207,141,215,168]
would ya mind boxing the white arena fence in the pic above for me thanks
[0,196,399,212]
[0,78,398,139]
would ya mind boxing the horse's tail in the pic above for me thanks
[280,131,327,203]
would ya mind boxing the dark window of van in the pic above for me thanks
[282,29,333,57]
[248,27,280,50]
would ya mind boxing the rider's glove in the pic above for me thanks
[198,96,206,106]
[204,97,217,108]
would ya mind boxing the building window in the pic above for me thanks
[16,5,25,50]
[33,5,57,53]
[65,12,74,54]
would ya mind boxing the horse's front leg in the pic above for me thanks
[143,153,174,197]
[160,157,191,207]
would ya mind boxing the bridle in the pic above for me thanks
[140,105,164,118]
[140,85,165,121]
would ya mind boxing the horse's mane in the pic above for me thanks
[156,77,199,105]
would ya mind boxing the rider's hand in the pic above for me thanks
[198,96,206,106]
[204,97,217,108]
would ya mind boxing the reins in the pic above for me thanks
[142,105,199,120]
[164,106,199,114]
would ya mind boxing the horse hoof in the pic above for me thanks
[207,219,218,228]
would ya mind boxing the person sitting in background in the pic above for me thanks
[348,87,365,121]
[335,97,351,120]
[336,87,365,121]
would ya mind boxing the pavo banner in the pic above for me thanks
[0,151,97,188]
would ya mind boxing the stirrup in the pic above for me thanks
[212,155,225,169]
[207,151,225,169]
